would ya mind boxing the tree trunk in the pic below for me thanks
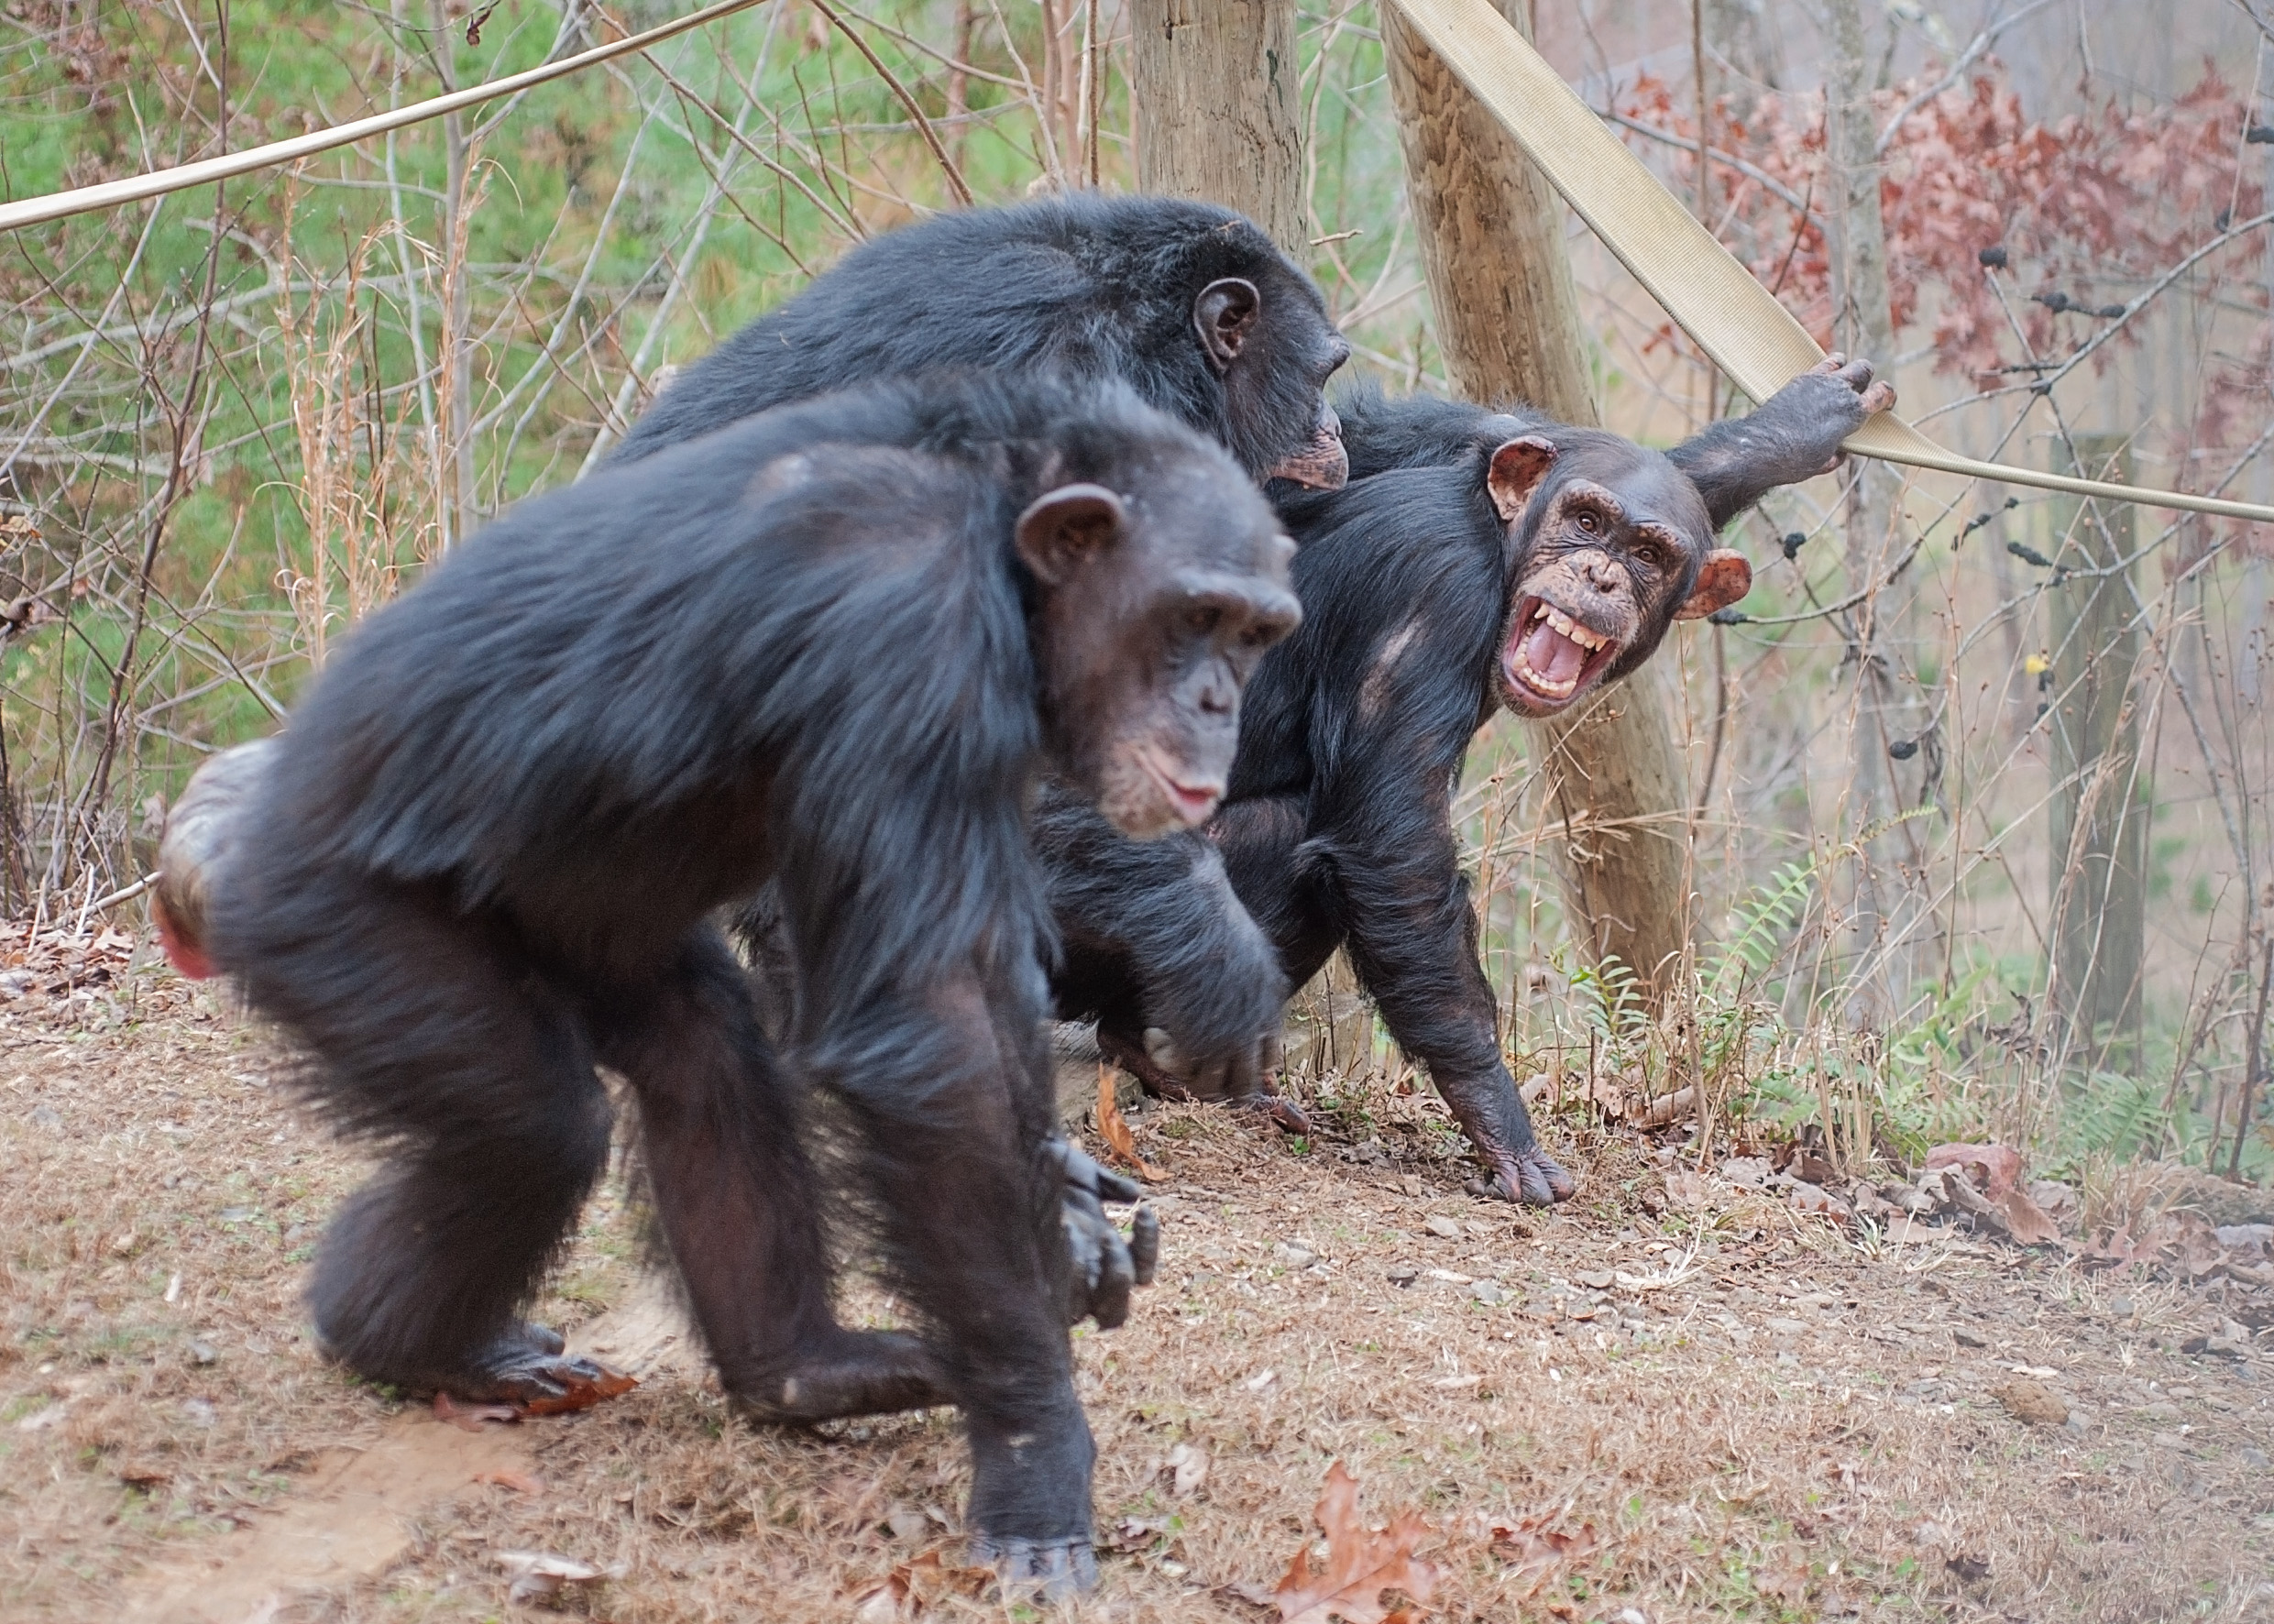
[1128,0,1308,250]
[2047,434,2145,1074]
[1821,0,1922,1026]
[1382,0,1697,1001]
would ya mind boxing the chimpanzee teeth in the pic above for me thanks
[1538,603,1608,652]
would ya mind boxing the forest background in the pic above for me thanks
[2,0,2269,1187]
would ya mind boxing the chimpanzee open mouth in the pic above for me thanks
[1500,595,1621,711]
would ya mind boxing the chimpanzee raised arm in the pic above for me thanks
[203,374,1299,1592]
[1042,360,1892,1204]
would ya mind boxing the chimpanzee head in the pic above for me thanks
[1481,428,1751,718]
[1015,410,1302,838]
[1142,205,1351,491]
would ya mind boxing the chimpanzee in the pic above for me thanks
[202,373,1300,1590]
[1038,357,1895,1204]
[610,192,1352,491]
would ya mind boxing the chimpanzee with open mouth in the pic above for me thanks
[1036,357,1895,1204]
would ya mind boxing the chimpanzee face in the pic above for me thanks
[1483,432,1751,719]
[1017,450,1302,838]
[1193,273,1353,491]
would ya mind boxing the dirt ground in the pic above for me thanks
[4,963,2272,1623]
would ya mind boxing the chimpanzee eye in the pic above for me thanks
[1187,606,1223,636]
[1576,510,1600,533]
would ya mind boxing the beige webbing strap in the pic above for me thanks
[1387,0,2274,525]
[0,0,771,234]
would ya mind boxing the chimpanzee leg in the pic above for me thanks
[231,877,620,1401]
[596,928,949,1422]
[1324,790,1576,1206]
[812,969,1094,1591]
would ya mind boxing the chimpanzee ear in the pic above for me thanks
[1194,278,1261,373]
[1674,547,1753,620]
[1015,483,1128,586]
[1486,435,1559,524]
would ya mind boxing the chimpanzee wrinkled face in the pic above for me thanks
[1193,269,1353,491]
[1483,430,1752,719]
[1018,448,1302,838]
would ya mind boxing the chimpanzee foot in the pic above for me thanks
[326,1320,617,1406]
[728,1329,950,1424]
[1466,1145,1578,1207]
[969,1534,1099,1598]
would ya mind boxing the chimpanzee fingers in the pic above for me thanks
[1860,379,1897,415]
[1060,1197,1137,1328]
[1091,1162,1146,1206]
[1808,352,1849,376]
[1129,1203,1160,1287]
[1830,356,1876,393]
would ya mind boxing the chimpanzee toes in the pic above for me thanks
[1470,1147,1577,1206]
[969,1533,1099,1598]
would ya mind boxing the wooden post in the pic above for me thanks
[1381,0,1696,1001]
[2047,434,2146,1070]
[1128,0,1309,251]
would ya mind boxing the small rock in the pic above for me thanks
[217,1205,257,1223]
[2240,1446,2269,1469]
[1423,1215,1463,1240]
[1764,1317,1809,1337]
[186,1340,219,1366]
[1952,1328,1990,1349]
[1274,1243,1316,1269]
[2140,1399,2183,1422]
[2149,1430,2190,1451]
[1575,1268,1615,1290]
[180,1398,216,1428]
[27,1103,60,1131]
[1719,1157,1770,1187]
[1470,1280,1506,1306]
[884,1502,927,1542]
[1990,1377,2068,1427]
[2109,1296,2136,1318]
[1386,1264,1417,1288]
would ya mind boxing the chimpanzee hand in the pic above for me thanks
[1049,1137,1159,1329]
[1109,1026,1313,1134]
[1435,1070,1578,1207]
[1667,354,1898,530]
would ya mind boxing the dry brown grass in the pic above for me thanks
[3,988,2271,1623]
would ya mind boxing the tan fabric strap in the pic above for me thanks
[1386,0,2274,525]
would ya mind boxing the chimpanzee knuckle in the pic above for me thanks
[1129,1205,1161,1285]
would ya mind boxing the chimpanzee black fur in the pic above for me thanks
[204,374,1300,1592]
[1038,357,1895,1203]
[611,193,1352,489]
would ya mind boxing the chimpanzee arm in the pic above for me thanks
[1033,785,1287,1099]
[1300,602,1575,1205]
[1666,356,1896,529]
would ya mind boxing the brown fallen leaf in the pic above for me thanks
[1097,1066,1168,1183]
[1274,1462,1438,1624]
[1487,1511,1600,1580]
[849,1549,996,1619]
[434,1392,519,1432]
[1989,1377,2068,1427]
[475,1468,544,1494]
[516,1362,638,1417]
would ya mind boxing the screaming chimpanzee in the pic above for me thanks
[1038,357,1895,1203]
[202,374,1301,1590]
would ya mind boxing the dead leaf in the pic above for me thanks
[849,1549,996,1619]
[495,1549,622,1605]
[1989,1377,2068,1427]
[1488,1512,1600,1578]
[475,1468,544,1494]
[1168,1440,1210,1498]
[515,1362,637,1417]
[1097,1066,1168,1182]
[1924,1142,2024,1201]
[1273,1461,1438,1624]
[434,1393,518,1432]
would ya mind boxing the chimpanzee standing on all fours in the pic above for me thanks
[1039,357,1897,1203]
[203,374,1302,1590]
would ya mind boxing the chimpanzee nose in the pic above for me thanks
[1581,553,1622,592]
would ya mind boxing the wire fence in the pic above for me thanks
[2,0,2267,1175]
